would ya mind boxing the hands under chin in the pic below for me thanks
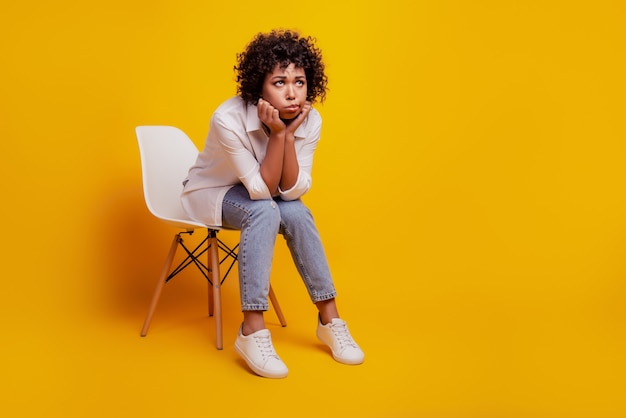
[258,99,312,136]
[285,101,312,133]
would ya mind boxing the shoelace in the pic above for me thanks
[254,333,280,360]
[330,322,358,349]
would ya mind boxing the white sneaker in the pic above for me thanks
[234,327,288,378]
[316,317,365,365]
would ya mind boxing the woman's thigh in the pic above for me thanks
[222,184,280,233]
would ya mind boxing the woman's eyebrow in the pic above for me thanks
[270,74,305,80]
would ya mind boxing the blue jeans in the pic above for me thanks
[222,184,337,311]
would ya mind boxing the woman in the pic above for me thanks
[181,29,363,378]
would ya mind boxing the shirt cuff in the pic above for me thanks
[278,172,311,201]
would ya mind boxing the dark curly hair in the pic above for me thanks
[234,29,328,106]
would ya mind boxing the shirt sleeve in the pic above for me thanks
[211,113,272,200]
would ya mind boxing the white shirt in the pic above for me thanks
[181,96,322,226]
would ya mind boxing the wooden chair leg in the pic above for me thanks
[269,285,287,327]
[208,278,214,317]
[141,234,180,337]
[208,230,223,350]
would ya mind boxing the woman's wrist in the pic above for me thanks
[269,130,286,141]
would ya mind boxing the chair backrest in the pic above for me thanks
[135,125,205,230]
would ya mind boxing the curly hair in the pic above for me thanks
[234,29,328,106]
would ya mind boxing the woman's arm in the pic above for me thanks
[257,99,312,194]
[257,98,286,195]
[280,101,312,191]
[211,110,273,199]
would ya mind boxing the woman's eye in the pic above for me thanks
[274,81,284,86]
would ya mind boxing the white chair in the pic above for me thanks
[135,125,287,350]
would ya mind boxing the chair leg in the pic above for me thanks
[208,230,223,350]
[208,279,214,317]
[141,234,180,337]
[269,285,287,327]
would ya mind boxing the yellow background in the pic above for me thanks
[1,0,625,416]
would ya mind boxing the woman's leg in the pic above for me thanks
[224,186,288,378]
[276,198,364,365]
[222,185,281,334]
[275,198,338,320]
[315,299,340,325]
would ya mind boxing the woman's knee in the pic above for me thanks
[246,199,281,229]
[277,199,312,226]
[223,186,281,231]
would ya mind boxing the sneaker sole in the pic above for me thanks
[234,342,288,379]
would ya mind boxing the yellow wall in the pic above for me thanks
[2,0,625,416]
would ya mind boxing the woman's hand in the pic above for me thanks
[257,99,312,137]
[257,98,286,135]
[284,101,312,136]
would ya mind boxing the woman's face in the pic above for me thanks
[261,63,307,120]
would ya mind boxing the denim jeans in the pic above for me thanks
[222,184,337,311]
